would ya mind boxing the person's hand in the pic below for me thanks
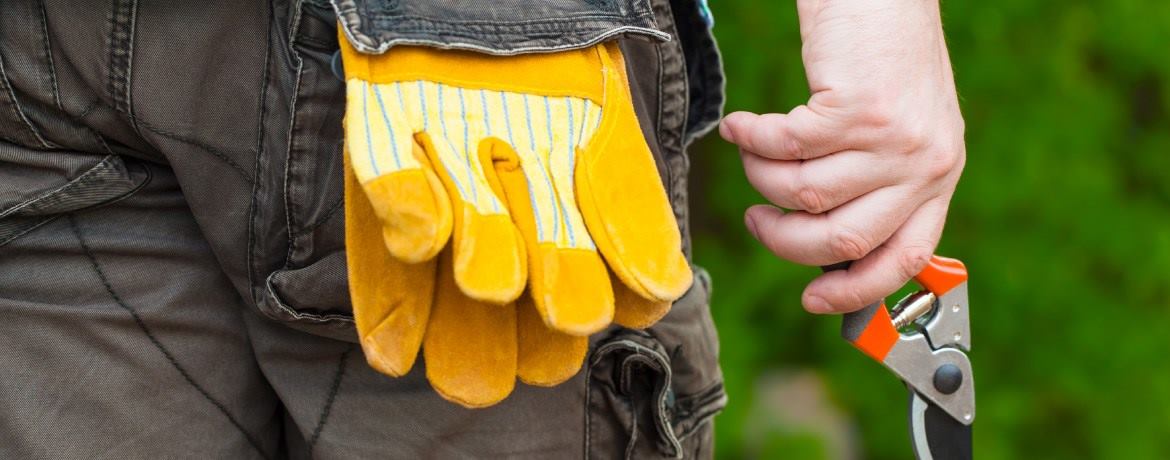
[718,0,966,314]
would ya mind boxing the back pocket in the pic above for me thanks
[586,269,726,459]
[256,0,671,340]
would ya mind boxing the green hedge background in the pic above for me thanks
[694,1,1170,458]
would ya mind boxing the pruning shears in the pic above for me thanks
[827,255,974,459]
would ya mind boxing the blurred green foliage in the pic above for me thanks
[694,1,1170,458]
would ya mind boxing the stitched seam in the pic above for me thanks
[361,23,662,46]
[67,214,271,460]
[2,157,155,247]
[37,0,62,110]
[132,116,255,184]
[107,0,138,126]
[78,96,254,183]
[342,26,668,56]
[0,154,117,219]
[0,142,145,217]
[264,271,354,323]
[363,12,655,27]
[0,50,54,148]
[249,0,276,309]
[124,1,139,133]
[597,338,683,457]
[283,1,307,263]
[308,347,351,449]
[0,215,59,248]
[653,30,668,199]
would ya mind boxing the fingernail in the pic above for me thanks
[805,295,832,314]
[718,118,735,143]
[744,212,759,240]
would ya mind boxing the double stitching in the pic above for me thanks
[281,0,308,260]
[247,0,276,310]
[332,0,669,56]
[0,155,118,220]
[107,0,138,133]
[263,270,355,324]
[36,0,63,111]
[0,47,53,148]
[648,0,691,255]
[586,338,684,459]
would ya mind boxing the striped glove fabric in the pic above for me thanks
[340,38,692,407]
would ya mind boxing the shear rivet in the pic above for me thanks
[952,304,960,313]
[933,363,963,395]
[954,331,962,342]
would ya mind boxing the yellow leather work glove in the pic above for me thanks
[341,37,692,407]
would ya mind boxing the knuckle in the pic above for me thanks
[923,151,957,181]
[898,245,934,281]
[853,100,895,129]
[783,134,808,160]
[868,109,897,132]
[843,287,869,312]
[795,184,826,214]
[829,225,872,261]
[875,117,929,154]
[899,122,931,151]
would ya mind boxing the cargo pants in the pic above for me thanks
[0,1,727,458]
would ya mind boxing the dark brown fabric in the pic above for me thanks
[0,0,725,457]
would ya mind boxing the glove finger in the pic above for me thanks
[344,77,451,263]
[575,43,693,304]
[345,149,433,377]
[611,271,672,329]
[516,293,588,386]
[483,135,613,336]
[406,81,526,305]
[424,248,518,408]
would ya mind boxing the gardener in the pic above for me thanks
[0,0,963,458]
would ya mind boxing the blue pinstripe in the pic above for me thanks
[578,101,590,150]
[417,81,428,131]
[417,83,470,200]
[372,84,403,170]
[525,94,560,242]
[439,85,479,203]
[361,82,380,175]
[545,96,576,247]
[459,88,498,211]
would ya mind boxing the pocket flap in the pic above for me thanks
[0,153,145,219]
[1,150,150,246]
[331,0,670,55]
[261,251,357,342]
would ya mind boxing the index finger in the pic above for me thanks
[719,106,850,161]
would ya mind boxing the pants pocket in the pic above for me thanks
[586,268,726,459]
[0,150,150,247]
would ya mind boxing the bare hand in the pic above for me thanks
[718,0,966,313]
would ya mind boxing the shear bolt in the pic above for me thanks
[933,364,963,395]
[890,291,937,329]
